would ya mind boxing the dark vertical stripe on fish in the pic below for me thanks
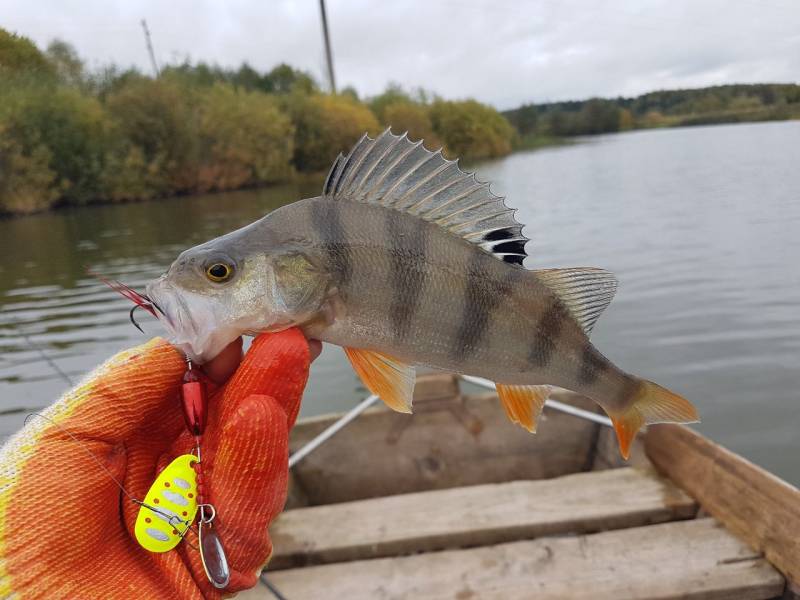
[387,211,428,341]
[528,298,566,367]
[311,202,352,286]
[453,257,517,361]
[577,343,609,385]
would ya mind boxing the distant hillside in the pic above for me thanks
[504,84,800,142]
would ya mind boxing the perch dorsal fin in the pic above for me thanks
[323,129,529,265]
[534,267,618,335]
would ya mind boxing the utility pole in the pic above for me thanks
[318,0,336,93]
[140,19,160,78]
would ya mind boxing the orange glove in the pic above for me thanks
[0,328,313,599]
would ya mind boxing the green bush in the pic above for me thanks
[0,30,54,80]
[103,79,296,199]
[429,100,514,160]
[369,84,414,122]
[195,83,294,191]
[0,82,112,207]
[45,40,86,88]
[381,101,441,149]
[104,76,199,196]
[289,93,380,172]
[0,124,58,214]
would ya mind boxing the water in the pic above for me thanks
[1,121,798,484]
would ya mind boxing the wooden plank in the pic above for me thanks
[591,422,650,470]
[288,388,600,504]
[646,424,800,586]
[285,374,460,509]
[780,581,800,600]
[269,467,697,568]
[250,519,784,600]
[411,373,462,402]
[284,471,310,510]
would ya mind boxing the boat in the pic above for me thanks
[240,373,800,600]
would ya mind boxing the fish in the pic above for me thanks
[145,129,699,458]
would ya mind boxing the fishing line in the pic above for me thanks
[88,269,163,332]
[84,269,237,588]
[20,332,74,387]
[23,412,197,538]
[16,273,250,589]
[19,329,204,542]
[259,573,289,600]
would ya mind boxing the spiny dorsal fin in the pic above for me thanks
[534,268,618,335]
[323,129,529,265]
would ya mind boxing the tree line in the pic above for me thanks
[2,27,799,216]
[0,29,514,215]
[505,83,800,144]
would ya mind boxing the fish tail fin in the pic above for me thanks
[608,379,699,459]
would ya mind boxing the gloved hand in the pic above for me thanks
[0,328,318,599]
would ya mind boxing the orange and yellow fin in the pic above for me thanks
[496,384,552,433]
[344,347,415,413]
[610,379,699,459]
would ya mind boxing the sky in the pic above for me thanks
[2,0,799,109]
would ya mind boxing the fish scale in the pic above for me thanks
[146,129,699,459]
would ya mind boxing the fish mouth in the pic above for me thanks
[144,277,240,364]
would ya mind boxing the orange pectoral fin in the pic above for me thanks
[496,384,552,433]
[344,348,415,413]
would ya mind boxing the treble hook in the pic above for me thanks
[129,304,146,334]
[91,271,165,334]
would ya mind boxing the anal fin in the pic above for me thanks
[496,384,552,433]
[344,348,415,413]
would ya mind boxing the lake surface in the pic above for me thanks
[1,121,798,483]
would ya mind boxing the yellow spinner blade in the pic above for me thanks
[134,454,199,552]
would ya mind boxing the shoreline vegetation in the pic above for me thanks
[2,29,799,217]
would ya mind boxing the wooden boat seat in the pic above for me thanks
[238,375,798,600]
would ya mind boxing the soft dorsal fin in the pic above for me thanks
[534,268,618,335]
[323,129,529,265]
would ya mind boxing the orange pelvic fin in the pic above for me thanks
[344,347,415,413]
[610,379,699,459]
[496,384,552,433]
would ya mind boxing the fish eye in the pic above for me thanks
[205,262,234,283]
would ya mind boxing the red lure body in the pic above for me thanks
[180,365,229,588]
[180,369,207,438]
[180,366,209,506]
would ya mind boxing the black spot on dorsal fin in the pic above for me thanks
[484,228,516,242]
[480,227,528,265]
[492,240,527,256]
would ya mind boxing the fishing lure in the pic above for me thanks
[134,359,230,589]
[93,274,231,588]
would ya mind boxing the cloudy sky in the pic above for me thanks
[3,0,799,109]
